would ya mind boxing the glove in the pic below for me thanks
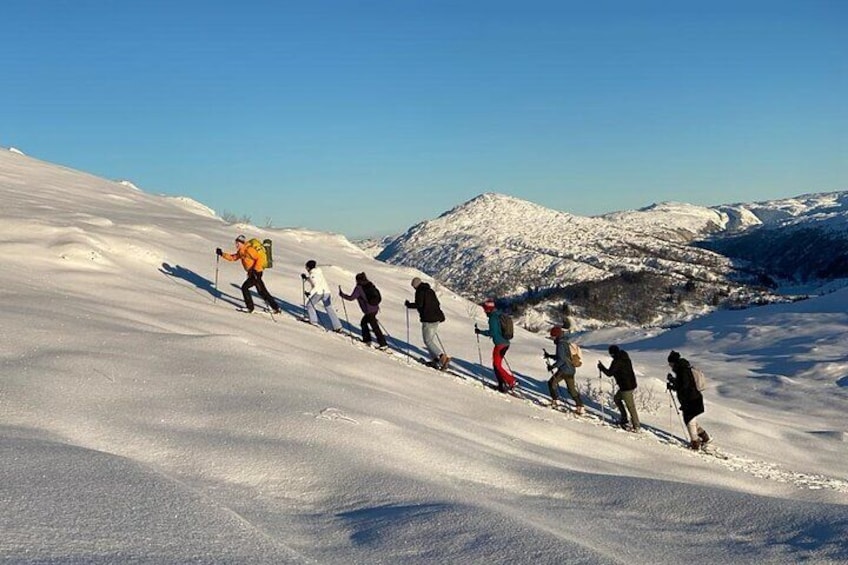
[666,373,676,390]
[301,273,308,280]
[474,327,481,335]
[546,364,554,372]
[666,381,675,391]
[216,248,223,256]
[404,300,412,307]
[597,361,605,371]
[304,291,310,298]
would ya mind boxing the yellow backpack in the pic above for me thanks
[248,238,269,270]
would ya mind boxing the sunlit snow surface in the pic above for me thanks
[1,149,845,564]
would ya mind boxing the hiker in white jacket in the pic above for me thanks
[301,260,342,332]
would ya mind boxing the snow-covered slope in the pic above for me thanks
[1,149,846,564]
[602,193,848,286]
[377,193,757,328]
[379,193,735,292]
[378,191,848,327]
[603,191,848,241]
[602,201,732,243]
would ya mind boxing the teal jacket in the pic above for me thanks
[478,310,509,346]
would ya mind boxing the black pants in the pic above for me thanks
[241,271,279,312]
[361,313,387,347]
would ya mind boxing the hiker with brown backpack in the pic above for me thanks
[544,324,585,414]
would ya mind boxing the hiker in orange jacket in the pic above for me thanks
[217,234,280,314]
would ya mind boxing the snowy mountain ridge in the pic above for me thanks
[377,190,848,328]
[605,190,848,242]
[379,192,735,287]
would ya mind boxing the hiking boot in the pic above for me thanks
[550,398,560,409]
[689,440,702,450]
[617,419,629,429]
[439,353,451,370]
[698,430,711,445]
[376,344,388,351]
[333,328,343,333]
[575,405,585,416]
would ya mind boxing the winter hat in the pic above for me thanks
[608,344,620,356]
[667,350,681,364]
[235,234,246,243]
[549,326,563,339]
[482,298,496,313]
[355,272,367,283]
[411,277,422,288]
[305,260,317,270]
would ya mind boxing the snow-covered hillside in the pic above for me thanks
[378,191,848,328]
[602,191,848,242]
[603,192,848,287]
[379,193,738,291]
[1,150,846,564]
[377,193,760,328]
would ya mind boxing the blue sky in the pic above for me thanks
[2,1,845,237]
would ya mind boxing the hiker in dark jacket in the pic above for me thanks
[475,298,516,393]
[545,325,584,413]
[667,350,710,450]
[405,277,449,369]
[339,272,388,350]
[598,345,640,431]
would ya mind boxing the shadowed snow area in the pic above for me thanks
[1,149,846,564]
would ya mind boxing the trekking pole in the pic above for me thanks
[475,324,483,367]
[405,306,411,364]
[376,319,393,351]
[598,366,604,423]
[668,390,689,442]
[213,254,220,304]
[301,277,307,318]
[668,387,674,431]
[339,287,354,344]
[436,333,448,359]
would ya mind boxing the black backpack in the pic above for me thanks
[499,313,514,340]
[363,282,382,306]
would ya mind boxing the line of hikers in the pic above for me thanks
[216,234,710,451]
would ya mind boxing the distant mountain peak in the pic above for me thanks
[378,189,848,327]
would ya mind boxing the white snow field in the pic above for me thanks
[1,149,846,564]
